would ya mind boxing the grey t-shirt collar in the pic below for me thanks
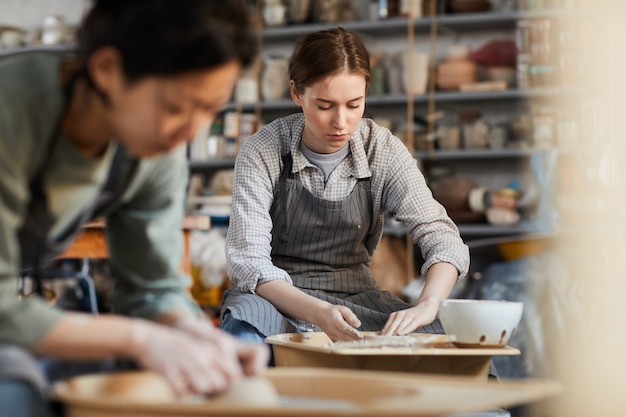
[299,141,350,183]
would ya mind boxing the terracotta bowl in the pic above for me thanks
[439,299,523,348]
[436,58,477,90]
[431,176,477,212]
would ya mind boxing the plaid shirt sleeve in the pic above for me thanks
[225,121,293,293]
[365,121,470,278]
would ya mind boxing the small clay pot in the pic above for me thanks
[431,176,476,212]
[436,57,477,90]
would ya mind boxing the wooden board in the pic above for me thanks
[459,81,508,92]
[53,368,561,417]
[266,332,521,356]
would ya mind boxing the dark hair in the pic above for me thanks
[79,0,257,81]
[289,27,371,95]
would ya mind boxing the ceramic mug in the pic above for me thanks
[403,51,429,95]
[235,77,259,104]
[263,3,286,27]
[0,29,22,49]
[463,120,489,149]
[488,124,508,149]
[437,125,461,150]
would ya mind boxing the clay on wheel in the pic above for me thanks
[210,376,280,407]
[82,372,177,403]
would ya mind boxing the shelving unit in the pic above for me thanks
[384,222,530,238]
[193,7,578,242]
[1,7,593,57]
[0,44,74,57]
[187,136,547,171]
[225,87,580,112]
[261,8,594,41]
[414,148,539,160]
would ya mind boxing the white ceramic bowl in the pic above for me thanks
[439,299,523,348]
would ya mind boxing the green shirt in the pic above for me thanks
[0,52,199,348]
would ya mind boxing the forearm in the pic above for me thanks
[383,147,469,278]
[33,313,142,360]
[154,309,200,326]
[35,310,218,360]
[417,262,458,305]
[255,280,328,325]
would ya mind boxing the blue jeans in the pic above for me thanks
[0,344,138,417]
[220,312,274,366]
[0,381,50,417]
[220,311,266,343]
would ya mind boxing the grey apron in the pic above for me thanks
[17,68,138,292]
[222,152,444,337]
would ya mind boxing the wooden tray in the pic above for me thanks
[53,368,560,417]
[265,332,520,379]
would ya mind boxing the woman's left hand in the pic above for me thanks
[381,298,440,336]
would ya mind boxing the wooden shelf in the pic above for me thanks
[416,87,581,103]
[0,44,75,57]
[414,148,542,160]
[261,9,595,41]
[384,223,530,238]
[225,88,580,113]
[1,8,595,57]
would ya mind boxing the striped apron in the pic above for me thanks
[221,153,444,337]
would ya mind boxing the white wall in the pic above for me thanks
[0,0,86,29]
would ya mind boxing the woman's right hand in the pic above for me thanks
[255,280,362,341]
[314,303,363,342]
[129,319,245,396]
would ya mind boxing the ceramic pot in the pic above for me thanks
[385,52,404,95]
[263,1,287,27]
[431,176,485,223]
[462,119,489,149]
[261,56,289,101]
[431,176,476,212]
[484,65,517,88]
[288,0,312,23]
[235,77,259,104]
[0,28,23,48]
[436,57,477,90]
[403,51,429,95]
[437,125,461,150]
[314,0,345,23]
[41,14,66,45]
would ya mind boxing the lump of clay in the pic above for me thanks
[69,371,177,404]
[210,376,280,407]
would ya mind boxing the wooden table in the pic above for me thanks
[58,216,211,274]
